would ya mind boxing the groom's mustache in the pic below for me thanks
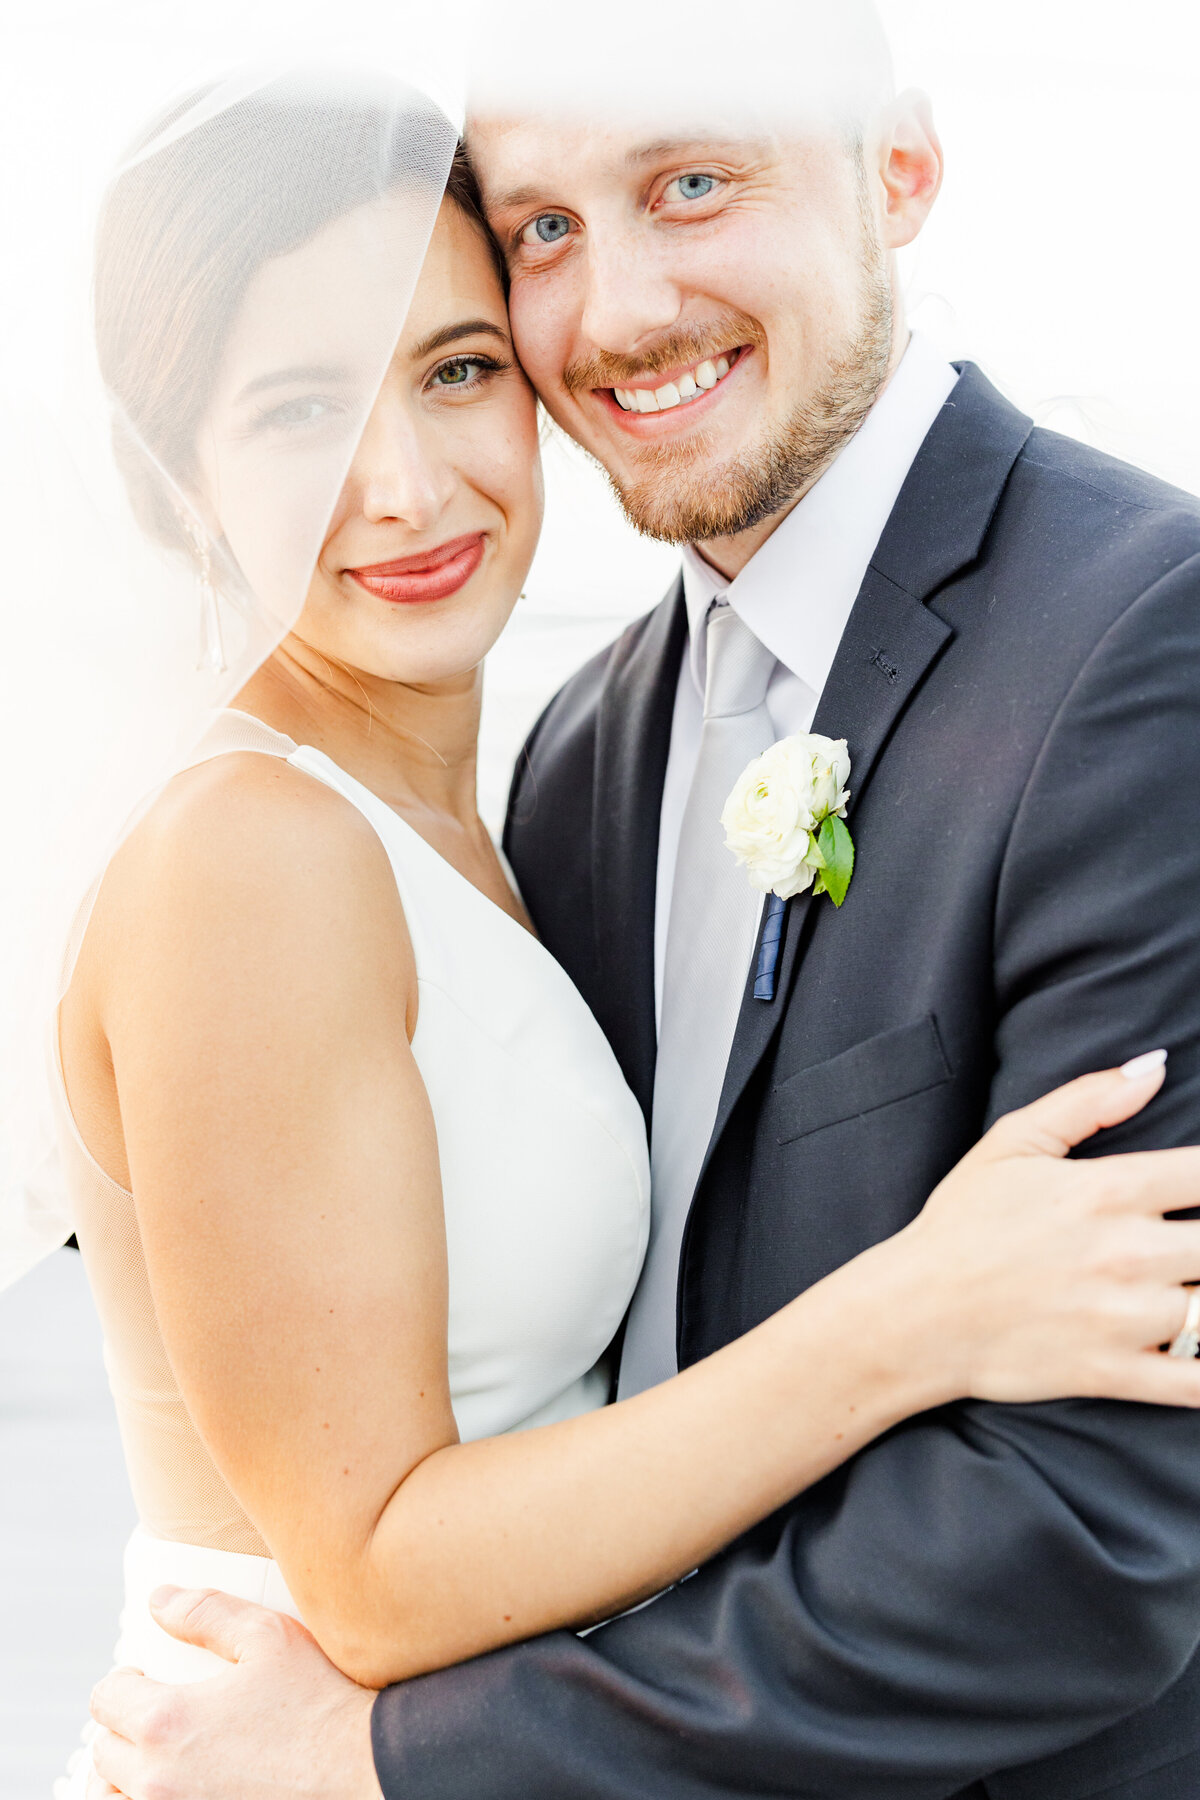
[561,313,766,396]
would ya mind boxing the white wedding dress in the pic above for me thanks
[54,712,651,1795]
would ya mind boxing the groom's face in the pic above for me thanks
[470,116,922,556]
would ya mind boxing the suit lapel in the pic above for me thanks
[704,363,1034,1157]
[591,580,687,1122]
[708,572,953,1152]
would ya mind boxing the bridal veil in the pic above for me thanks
[0,12,458,1286]
[0,0,892,1287]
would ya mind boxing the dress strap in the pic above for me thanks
[186,708,297,766]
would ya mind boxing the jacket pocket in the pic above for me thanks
[775,1015,952,1145]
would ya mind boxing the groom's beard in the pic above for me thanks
[561,157,897,546]
[602,265,894,547]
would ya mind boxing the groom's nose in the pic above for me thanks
[578,226,683,357]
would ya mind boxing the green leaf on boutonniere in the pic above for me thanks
[812,814,855,908]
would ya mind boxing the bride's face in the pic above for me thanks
[195,196,542,688]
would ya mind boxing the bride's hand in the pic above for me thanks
[893,1053,1200,1408]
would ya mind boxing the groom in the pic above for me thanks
[90,35,1200,1800]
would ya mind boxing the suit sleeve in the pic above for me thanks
[372,556,1200,1800]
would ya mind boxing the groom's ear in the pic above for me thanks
[872,89,944,251]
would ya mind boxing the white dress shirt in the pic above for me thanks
[653,332,959,1022]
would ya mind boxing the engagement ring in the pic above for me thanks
[1167,1289,1200,1360]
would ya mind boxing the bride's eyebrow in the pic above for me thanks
[234,364,353,404]
[408,319,510,360]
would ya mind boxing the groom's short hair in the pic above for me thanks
[468,0,895,137]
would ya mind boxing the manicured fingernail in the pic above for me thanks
[149,1585,181,1608]
[1121,1049,1168,1081]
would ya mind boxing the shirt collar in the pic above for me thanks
[680,330,959,702]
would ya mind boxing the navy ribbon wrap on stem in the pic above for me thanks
[754,893,788,1002]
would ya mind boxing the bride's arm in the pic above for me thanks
[91,756,1200,1689]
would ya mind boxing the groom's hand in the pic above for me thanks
[88,1586,382,1800]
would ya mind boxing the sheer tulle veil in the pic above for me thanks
[0,21,458,1285]
[0,0,893,1286]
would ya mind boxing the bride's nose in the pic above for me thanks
[352,395,457,532]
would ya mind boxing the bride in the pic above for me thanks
[24,70,1200,1793]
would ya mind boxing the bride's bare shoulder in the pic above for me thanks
[113,751,388,892]
[86,750,411,995]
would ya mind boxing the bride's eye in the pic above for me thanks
[252,395,337,432]
[433,359,481,387]
[520,213,573,247]
[428,355,504,392]
[663,172,718,203]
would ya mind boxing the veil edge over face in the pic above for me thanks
[0,64,458,1288]
[1,0,898,1290]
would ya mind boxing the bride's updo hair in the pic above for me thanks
[94,80,496,555]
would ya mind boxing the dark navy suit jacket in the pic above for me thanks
[373,366,1200,1799]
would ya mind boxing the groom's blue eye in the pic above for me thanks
[521,213,572,247]
[667,173,717,202]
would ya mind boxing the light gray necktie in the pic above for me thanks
[619,604,776,1396]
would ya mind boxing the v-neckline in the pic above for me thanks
[289,743,538,947]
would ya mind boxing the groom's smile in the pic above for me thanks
[608,344,743,417]
[569,322,761,431]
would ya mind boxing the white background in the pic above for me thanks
[3,3,1199,1790]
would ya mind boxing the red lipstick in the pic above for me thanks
[349,532,485,604]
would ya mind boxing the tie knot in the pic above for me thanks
[703,605,774,720]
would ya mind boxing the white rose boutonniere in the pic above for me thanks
[721,733,855,907]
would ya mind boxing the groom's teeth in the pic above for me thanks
[613,351,738,414]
